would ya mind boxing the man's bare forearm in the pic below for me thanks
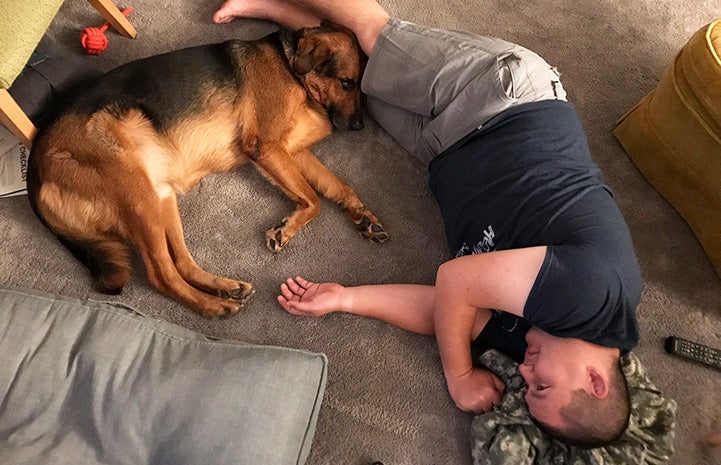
[341,284,437,335]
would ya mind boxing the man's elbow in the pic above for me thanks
[435,260,463,294]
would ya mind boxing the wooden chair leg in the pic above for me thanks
[0,89,36,148]
[86,0,137,39]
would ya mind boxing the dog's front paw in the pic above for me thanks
[265,226,287,252]
[356,217,389,243]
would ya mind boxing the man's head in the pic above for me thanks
[518,327,630,448]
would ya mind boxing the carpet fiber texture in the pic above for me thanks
[0,1,719,464]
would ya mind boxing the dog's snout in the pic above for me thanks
[329,106,364,131]
[349,112,364,130]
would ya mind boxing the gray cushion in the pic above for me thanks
[0,286,327,465]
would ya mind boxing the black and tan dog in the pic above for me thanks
[27,21,388,317]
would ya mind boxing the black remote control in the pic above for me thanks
[664,336,721,370]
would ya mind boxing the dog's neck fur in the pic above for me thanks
[277,27,302,78]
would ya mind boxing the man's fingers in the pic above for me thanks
[279,283,296,301]
[277,295,308,316]
[492,374,506,391]
[295,276,313,288]
[458,390,504,415]
[478,399,499,414]
[277,295,294,313]
[286,277,304,294]
[489,389,503,407]
[471,399,494,415]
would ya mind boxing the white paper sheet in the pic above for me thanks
[0,125,29,198]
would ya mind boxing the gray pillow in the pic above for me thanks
[0,286,327,465]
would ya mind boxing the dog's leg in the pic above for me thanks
[161,195,255,303]
[126,196,246,318]
[251,143,323,251]
[294,148,389,243]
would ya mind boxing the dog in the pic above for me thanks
[27,21,388,318]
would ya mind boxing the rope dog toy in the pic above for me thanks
[81,6,134,55]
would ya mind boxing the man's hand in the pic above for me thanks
[446,367,505,414]
[278,276,345,317]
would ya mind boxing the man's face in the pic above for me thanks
[518,327,588,428]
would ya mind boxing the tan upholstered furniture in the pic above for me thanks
[615,19,721,278]
[0,0,136,148]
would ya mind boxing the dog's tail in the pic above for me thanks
[29,207,132,295]
[57,235,132,295]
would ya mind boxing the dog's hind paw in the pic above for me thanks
[356,217,389,243]
[219,282,255,304]
[196,297,245,319]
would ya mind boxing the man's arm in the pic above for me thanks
[278,277,439,335]
[433,246,547,412]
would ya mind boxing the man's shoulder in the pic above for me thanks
[526,244,641,351]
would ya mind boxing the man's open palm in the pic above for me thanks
[278,276,344,317]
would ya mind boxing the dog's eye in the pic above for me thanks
[340,79,356,91]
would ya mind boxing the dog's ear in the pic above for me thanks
[294,37,332,75]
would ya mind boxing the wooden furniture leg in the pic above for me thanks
[86,0,137,39]
[0,89,36,148]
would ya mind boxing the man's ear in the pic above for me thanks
[587,367,610,399]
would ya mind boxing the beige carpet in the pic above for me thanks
[1,1,720,464]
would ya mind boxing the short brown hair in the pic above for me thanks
[534,359,630,449]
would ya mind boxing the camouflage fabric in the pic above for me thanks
[470,350,677,465]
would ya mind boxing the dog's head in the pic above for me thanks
[293,20,365,131]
